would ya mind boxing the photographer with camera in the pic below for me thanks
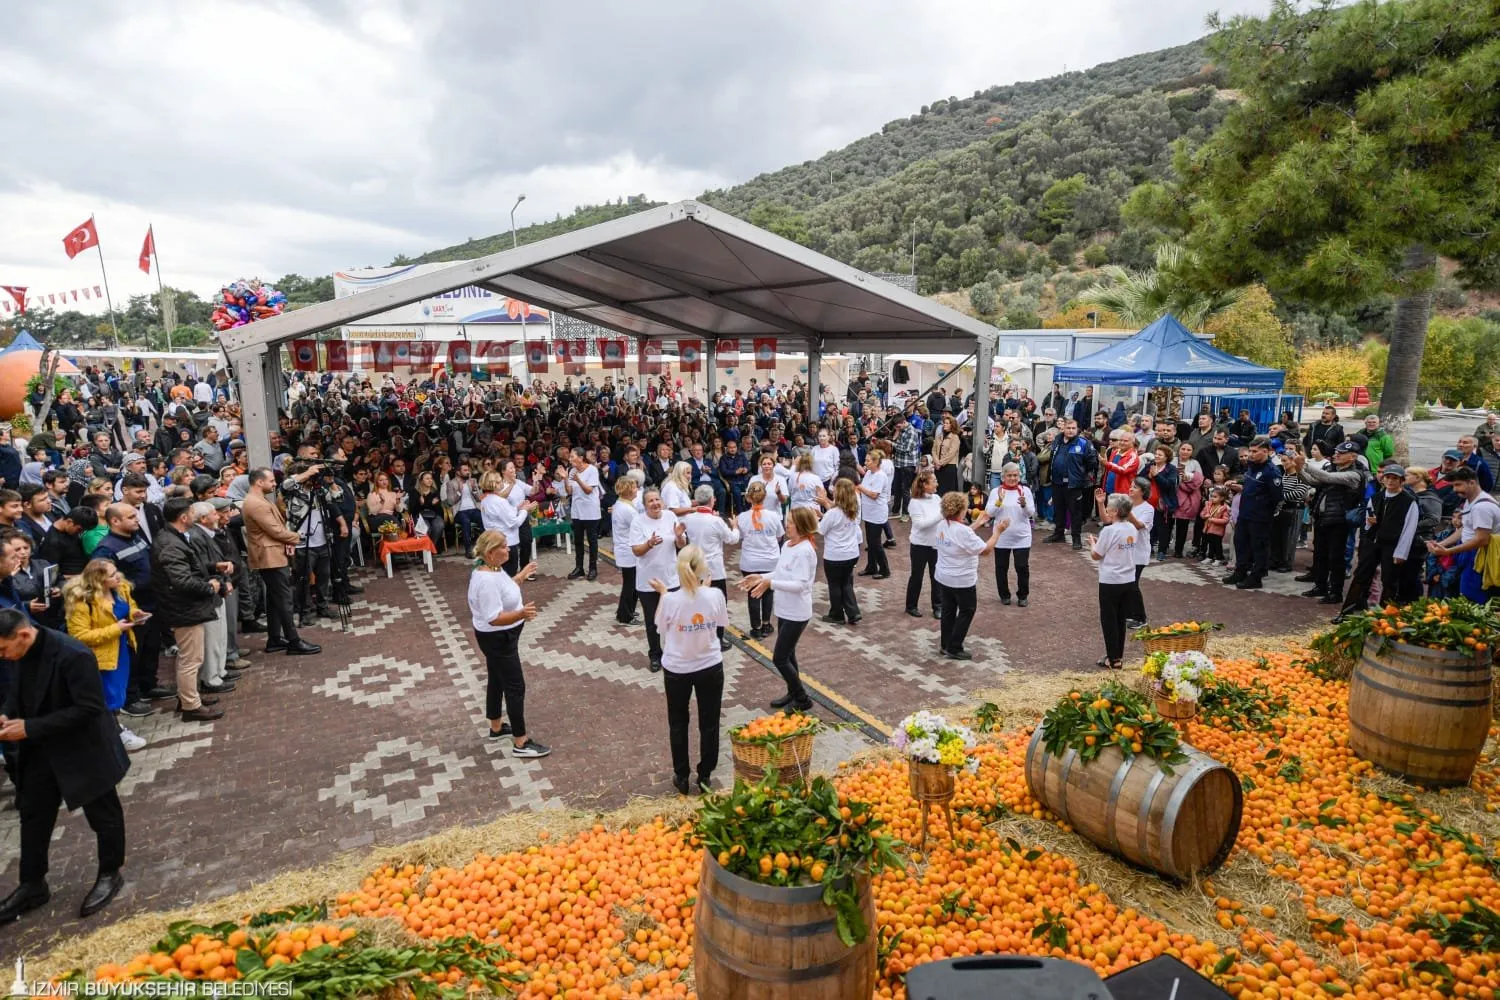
[280,461,346,629]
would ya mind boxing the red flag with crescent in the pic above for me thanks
[408,341,437,367]
[326,340,350,371]
[1,286,27,315]
[62,218,99,259]
[716,338,739,367]
[639,339,663,375]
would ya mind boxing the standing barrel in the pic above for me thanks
[1348,638,1493,786]
[1025,726,1242,880]
[695,853,876,999]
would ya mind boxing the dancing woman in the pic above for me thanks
[740,506,818,712]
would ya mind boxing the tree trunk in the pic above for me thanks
[34,349,59,430]
[1379,244,1436,464]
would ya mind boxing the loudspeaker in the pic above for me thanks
[904,955,1111,1000]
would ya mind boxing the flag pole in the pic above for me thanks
[92,215,120,349]
[149,226,172,350]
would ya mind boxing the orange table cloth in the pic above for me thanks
[377,535,437,562]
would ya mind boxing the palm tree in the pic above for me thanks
[1080,243,1241,330]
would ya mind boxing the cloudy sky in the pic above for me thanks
[0,0,1264,311]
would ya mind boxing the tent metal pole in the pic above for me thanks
[972,337,995,489]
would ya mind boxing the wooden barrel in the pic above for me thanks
[695,853,876,999]
[1024,726,1242,880]
[1348,638,1494,786]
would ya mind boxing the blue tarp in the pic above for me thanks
[1054,313,1285,390]
[2,331,45,354]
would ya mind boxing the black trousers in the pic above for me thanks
[477,625,526,736]
[823,557,860,622]
[993,547,1030,600]
[664,663,724,784]
[1310,520,1351,596]
[1342,538,1407,614]
[862,521,889,575]
[894,466,915,515]
[745,584,775,630]
[1173,518,1193,558]
[617,566,639,623]
[1270,509,1297,570]
[907,543,940,614]
[518,520,534,566]
[260,566,300,645]
[572,518,600,572]
[18,766,125,883]
[294,544,332,615]
[1126,563,1149,623]
[126,614,163,702]
[1233,519,1272,581]
[711,579,728,640]
[939,582,977,653]
[639,587,678,663]
[771,617,809,700]
[1098,581,1137,663]
[331,532,354,599]
[937,466,960,495]
[1049,486,1089,544]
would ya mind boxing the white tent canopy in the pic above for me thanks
[224,199,1003,475]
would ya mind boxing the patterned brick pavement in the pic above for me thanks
[1,519,1328,955]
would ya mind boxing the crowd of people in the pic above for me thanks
[2,358,1498,925]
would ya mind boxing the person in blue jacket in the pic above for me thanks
[1225,436,1283,590]
[1043,419,1099,550]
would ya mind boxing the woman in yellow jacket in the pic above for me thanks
[64,558,150,752]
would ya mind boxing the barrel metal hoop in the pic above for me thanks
[1104,755,1132,855]
[696,927,867,983]
[1384,638,1491,664]
[1358,656,1493,688]
[1136,766,1167,867]
[704,891,837,937]
[1158,755,1213,880]
[1025,725,1043,793]
[1352,670,1493,708]
[1349,716,1486,756]
[1058,748,1078,822]
[707,855,847,904]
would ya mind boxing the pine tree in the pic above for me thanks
[1181,0,1500,459]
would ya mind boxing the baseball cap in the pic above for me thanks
[1381,464,1406,479]
[1334,441,1360,454]
[1442,448,1464,461]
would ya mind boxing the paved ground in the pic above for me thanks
[1,516,1330,957]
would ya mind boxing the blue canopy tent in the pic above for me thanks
[1054,313,1285,389]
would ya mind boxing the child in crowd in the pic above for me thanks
[1201,487,1231,565]
[1425,511,1463,598]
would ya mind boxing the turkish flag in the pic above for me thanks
[82,288,91,299]
[717,338,739,367]
[62,218,100,259]
[409,341,437,367]
[570,338,587,362]
[639,339,663,376]
[526,342,549,373]
[373,342,395,372]
[326,340,350,371]
[93,285,101,297]
[70,290,78,301]
[290,340,319,371]
[1,286,27,315]
[753,337,777,370]
[48,294,56,305]
[473,340,511,364]
[448,341,472,374]
[678,339,702,372]
[139,227,155,274]
[600,339,626,369]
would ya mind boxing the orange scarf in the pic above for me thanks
[750,501,764,531]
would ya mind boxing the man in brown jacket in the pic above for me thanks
[242,468,319,656]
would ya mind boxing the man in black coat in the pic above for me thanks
[1195,429,1242,480]
[152,497,226,722]
[0,609,130,924]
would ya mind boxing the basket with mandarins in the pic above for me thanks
[729,712,820,784]
[1134,620,1221,654]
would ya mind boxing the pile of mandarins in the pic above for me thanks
[90,650,1500,1000]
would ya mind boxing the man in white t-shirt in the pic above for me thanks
[565,448,602,580]
[1426,465,1500,602]
[446,461,483,558]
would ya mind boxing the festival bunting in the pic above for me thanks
[408,341,437,367]
[639,339,663,375]
[325,340,350,372]
[600,338,626,369]
[392,341,412,366]
[290,340,319,371]
[716,337,739,367]
[472,341,512,364]
[552,339,571,364]
[678,339,702,372]
[447,341,472,374]
[373,342,395,372]
[526,342,549,373]
[753,337,777,370]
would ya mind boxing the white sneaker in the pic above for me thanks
[120,728,147,752]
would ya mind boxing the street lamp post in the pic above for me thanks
[511,194,527,384]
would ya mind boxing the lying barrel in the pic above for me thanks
[695,853,876,999]
[1024,726,1242,880]
[1348,638,1493,786]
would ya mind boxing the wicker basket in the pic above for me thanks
[731,730,815,786]
[1142,632,1210,655]
[907,761,956,804]
[1154,692,1198,722]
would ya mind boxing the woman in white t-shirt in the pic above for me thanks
[740,506,819,712]
[499,461,535,565]
[811,429,840,487]
[610,475,643,625]
[468,531,549,758]
[788,453,827,511]
[629,487,687,672]
[985,463,1037,607]
[817,478,864,624]
[854,450,891,578]
[1092,493,1143,671]
[905,469,944,619]
[752,454,789,511]
[479,471,533,575]
[661,462,694,517]
[736,480,784,639]
[682,485,741,650]
[1125,478,1155,628]
[651,545,729,795]
[935,490,1000,660]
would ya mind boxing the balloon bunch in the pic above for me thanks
[210,278,288,331]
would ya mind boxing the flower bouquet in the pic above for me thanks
[1141,649,1215,720]
[890,711,977,849]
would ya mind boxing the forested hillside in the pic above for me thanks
[409,196,665,264]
